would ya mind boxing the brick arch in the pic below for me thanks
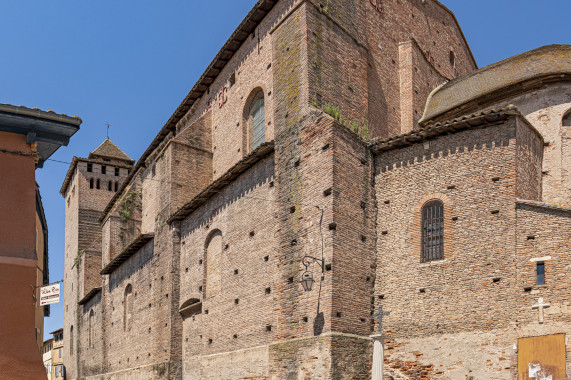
[204,229,223,299]
[242,85,267,155]
[410,193,455,262]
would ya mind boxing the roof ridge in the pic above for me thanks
[90,137,133,162]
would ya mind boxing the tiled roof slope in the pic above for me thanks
[419,45,571,125]
[369,105,542,153]
[89,138,134,163]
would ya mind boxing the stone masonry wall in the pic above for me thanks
[372,117,569,379]
[487,83,571,207]
[515,202,571,377]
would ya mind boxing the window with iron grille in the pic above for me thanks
[421,200,444,262]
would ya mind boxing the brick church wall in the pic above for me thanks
[372,116,554,378]
[79,292,103,377]
[179,156,276,379]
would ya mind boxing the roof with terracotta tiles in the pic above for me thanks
[89,138,134,163]
[419,45,571,125]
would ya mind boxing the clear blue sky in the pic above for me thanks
[0,1,568,341]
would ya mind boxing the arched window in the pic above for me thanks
[89,309,94,348]
[563,110,571,127]
[421,200,444,262]
[108,181,112,191]
[114,182,118,192]
[205,230,223,299]
[70,326,73,355]
[124,284,133,331]
[96,179,100,189]
[248,90,265,152]
[90,178,94,189]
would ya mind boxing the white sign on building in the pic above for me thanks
[40,283,60,306]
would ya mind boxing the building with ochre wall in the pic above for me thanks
[62,1,570,379]
[0,103,80,380]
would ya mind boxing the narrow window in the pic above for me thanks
[124,284,133,331]
[96,179,100,189]
[108,181,112,191]
[537,262,545,285]
[114,182,118,192]
[248,90,265,152]
[70,326,73,355]
[115,167,120,176]
[449,50,455,68]
[90,178,94,189]
[87,163,93,172]
[101,165,107,175]
[421,200,444,262]
[89,310,94,348]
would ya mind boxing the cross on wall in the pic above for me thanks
[532,298,550,324]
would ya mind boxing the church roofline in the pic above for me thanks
[78,287,102,306]
[369,105,542,154]
[167,142,275,224]
[99,0,278,223]
[427,0,477,69]
[100,234,155,275]
[89,137,134,163]
[419,44,571,125]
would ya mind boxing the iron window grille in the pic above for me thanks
[421,200,444,262]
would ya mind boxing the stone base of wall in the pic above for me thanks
[269,332,371,380]
[183,345,269,380]
[385,324,571,379]
[80,362,170,380]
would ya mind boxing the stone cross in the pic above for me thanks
[372,304,390,333]
[532,297,550,324]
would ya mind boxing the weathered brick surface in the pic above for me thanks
[374,116,570,379]
[63,155,133,380]
[63,1,570,379]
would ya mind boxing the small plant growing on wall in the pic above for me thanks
[321,103,370,140]
[117,190,142,243]
[74,249,84,269]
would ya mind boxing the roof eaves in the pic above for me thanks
[516,199,571,214]
[167,142,275,224]
[78,287,102,306]
[369,105,520,153]
[99,0,278,223]
[100,234,155,275]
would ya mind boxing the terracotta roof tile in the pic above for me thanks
[89,138,133,163]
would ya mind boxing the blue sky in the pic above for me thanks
[0,1,568,340]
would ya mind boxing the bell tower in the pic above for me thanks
[60,138,133,379]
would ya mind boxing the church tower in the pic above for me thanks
[60,138,133,379]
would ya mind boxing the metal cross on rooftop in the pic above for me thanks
[372,304,390,333]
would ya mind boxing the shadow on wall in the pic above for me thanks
[108,241,154,291]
